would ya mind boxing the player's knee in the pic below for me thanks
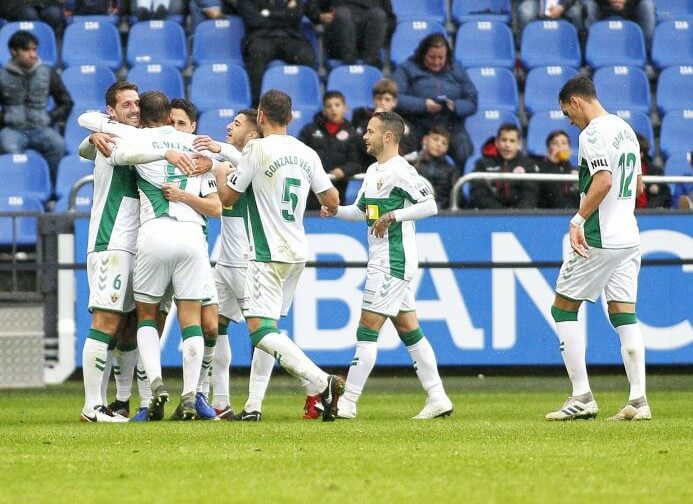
[608,312,638,328]
[398,328,424,346]
[356,325,379,342]
[550,305,578,323]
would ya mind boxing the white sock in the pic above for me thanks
[343,341,377,404]
[616,323,646,401]
[555,320,591,397]
[197,342,215,394]
[137,324,162,385]
[136,355,152,409]
[256,332,328,391]
[407,337,447,402]
[212,332,231,409]
[82,335,109,412]
[182,336,204,397]
[100,347,113,405]
[115,348,137,402]
[245,348,275,412]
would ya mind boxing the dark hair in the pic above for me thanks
[426,124,450,141]
[413,33,452,70]
[559,75,597,103]
[259,89,293,125]
[496,123,520,138]
[372,79,398,98]
[8,31,38,51]
[323,90,346,105]
[545,129,570,148]
[373,111,405,143]
[139,90,170,125]
[636,132,649,157]
[105,81,138,108]
[170,98,198,122]
[237,108,259,132]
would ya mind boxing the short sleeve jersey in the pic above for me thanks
[228,135,332,263]
[578,114,641,248]
[356,155,434,281]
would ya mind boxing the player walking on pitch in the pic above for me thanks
[546,76,650,421]
[322,111,453,420]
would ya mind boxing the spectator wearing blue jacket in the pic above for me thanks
[393,33,477,166]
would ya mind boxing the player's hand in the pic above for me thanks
[161,183,185,202]
[90,132,116,157]
[424,99,443,113]
[569,223,590,258]
[217,161,235,176]
[165,150,196,175]
[445,99,455,112]
[330,167,345,180]
[193,135,221,153]
[191,154,213,174]
[320,205,337,218]
[371,211,395,238]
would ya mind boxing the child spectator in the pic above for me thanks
[636,133,671,209]
[408,125,458,210]
[535,129,579,209]
[299,90,360,208]
[470,123,539,209]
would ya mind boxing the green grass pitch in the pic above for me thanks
[1,374,692,503]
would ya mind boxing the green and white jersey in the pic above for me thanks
[228,134,332,263]
[356,155,434,281]
[87,137,140,255]
[578,114,641,249]
[217,191,250,267]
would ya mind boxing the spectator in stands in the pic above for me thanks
[127,0,184,21]
[299,90,360,209]
[352,78,417,168]
[583,0,656,51]
[516,1,583,45]
[308,0,395,68]
[535,129,579,209]
[70,0,119,16]
[237,0,314,104]
[393,33,477,167]
[0,1,65,36]
[408,124,458,210]
[635,133,671,209]
[0,31,72,187]
[470,123,539,210]
[189,0,238,30]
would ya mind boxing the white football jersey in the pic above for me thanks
[217,191,250,267]
[355,155,434,281]
[228,135,332,263]
[578,114,641,249]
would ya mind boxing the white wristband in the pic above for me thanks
[570,213,585,228]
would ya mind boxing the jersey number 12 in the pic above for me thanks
[617,152,636,199]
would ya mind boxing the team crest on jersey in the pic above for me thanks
[110,292,119,304]
[376,178,384,191]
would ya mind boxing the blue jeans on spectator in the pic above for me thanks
[583,0,655,50]
[0,127,65,187]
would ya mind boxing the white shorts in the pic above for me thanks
[159,268,218,313]
[362,267,415,317]
[87,250,135,313]
[244,261,304,320]
[555,246,641,304]
[214,263,248,323]
[134,218,211,304]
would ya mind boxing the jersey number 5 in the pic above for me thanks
[617,152,636,199]
[281,177,301,222]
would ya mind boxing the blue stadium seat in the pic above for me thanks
[526,110,579,159]
[126,20,187,69]
[61,19,122,70]
[652,20,693,70]
[67,15,120,25]
[64,107,103,155]
[0,195,43,246]
[656,65,693,115]
[260,65,321,113]
[389,20,447,67]
[0,21,57,66]
[326,65,383,119]
[585,20,646,68]
[196,108,237,137]
[655,0,693,23]
[344,178,363,205]
[663,151,692,199]
[466,67,518,112]
[127,64,184,99]
[451,0,511,24]
[0,151,51,202]
[53,182,93,213]
[61,65,116,109]
[460,154,481,204]
[391,0,447,24]
[593,66,651,115]
[192,17,245,67]
[615,110,654,157]
[191,63,252,112]
[520,20,581,70]
[464,109,520,154]
[659,110,693,159]
[524,65,579,115]
[455,21,515,69]
[288,108,316,137]
[55,155,94,201]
